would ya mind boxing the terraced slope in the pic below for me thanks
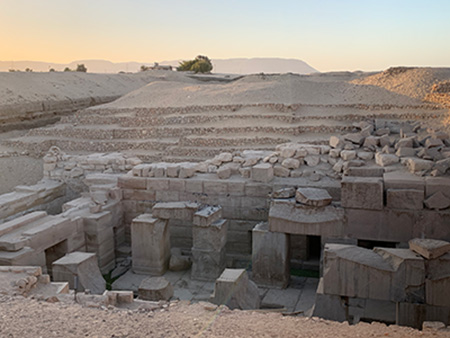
[4,70,449,162]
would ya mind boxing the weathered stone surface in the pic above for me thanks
[191,247,226,281]
[330,136,344,149]
[344,133,365,145]
[406,158,434,173]
[252,222,289,288]
[169,248,192,272]
[272,187,296,199]
[424,191,450,210]
[304,155,320,166]
[131,214,170,275]
[395,147,415,157]
[375,153,399,167]
[357,151,374,160]
[295,188,332,207]
[409,238,450,259]
[426,276,450,307]
[193,206,222,227]
[53,252,106,295]
[269,199,344,236]
[422,321,446,331]
[363,136,380,148]
[434,158,450,174]
[281,158,300,170]
[383,171,425,191]
[386,189,423,210]
[340,150,356,161]
[341,177,383,210]
[211,269,260,310]
[425,138,444,149]
[138,277,173,301]
[251,163,273,183]
[193,219,228,251]
[345,167,384,177]
[152,202,199,221]
[273,164,290,177]
[217,166,231,179]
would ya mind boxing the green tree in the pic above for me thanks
[76,64,87,72]
[49,68,55,72]
[177,55,212,73]
[25,68,33,72]
[140,65,150,72]
[64,67,72,72]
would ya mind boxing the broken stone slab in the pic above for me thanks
[251,163,273,183]
[386,189,424,210]
[252,222,289,288]
[295,188,332,207]
[341,177,383,210]
[217,166,231,179]
[138,277,173,301]
[281,158,300,170]
[424,191,450,210]
[211,269,260,310]
[131,214,170,275]
[273,164,290,177]
[268,199,344,237]
[409,238,450,259]
[152,202,200,221]
[425,138,444,149]
[344,133,365,145]
[434,158,450,175]
[272,187,296,199]
[169,248,192,272]
[340,150,356,161]
[52,252,106,295]
[304,155,320,166]
[395,147,416,157]
[330,136,345,149]
[192,205,223,227]
[375,153,399,167]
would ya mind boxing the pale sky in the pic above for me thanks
[1,0,449,71]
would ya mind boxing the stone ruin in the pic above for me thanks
[0,119,449,329]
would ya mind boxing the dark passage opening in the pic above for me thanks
[45,239,68,277]
[357,239,398,250]
[307,235,321,261]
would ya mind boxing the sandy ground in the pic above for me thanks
[0,296,447,338]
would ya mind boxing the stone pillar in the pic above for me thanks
[252,222,290,288]
[191,206,227,281]
[131,214,170,275]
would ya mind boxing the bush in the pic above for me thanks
[64,67,72,72]
[76,64,87,72]
[177,55,212,73]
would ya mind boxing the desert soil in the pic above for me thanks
[0,296,447,338]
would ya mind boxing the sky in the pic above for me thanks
[1,0,449,72]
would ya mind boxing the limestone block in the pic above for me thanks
[341,177,383,210]
[185,180,203,193]
[329,149,340,158]
[179,163,197,178]
[425,138,444,148]
[239,167,251,179]
[193,206,223,227]
[395,147,415,157]
[383,171,424,192]
[227,180,245,196]
[425,177,450,199]
[281,158,300,169]
[217,166,231,179]
[395,137,414,150]
[345,167,384,177]
[386,189,423,210]
[357,151,374,160]
[427,253,450,280]
[434,158,450,174]
[138,277,173,301]
[211,269,260,310]
[272,187,296,199]
[406,158,434,173]
[304,155,320,166]
[268,199,344,237]
[295,187,332,207]
[424,192,450,210]
[344,132,365,145]
[375,153,399,167]
[252,222,289,288]
[409,238,450,259]
[131,214,170,275]
[52,252,106,294]
[216,152,233,163]
[146,178,169,191]
[191,247,226,281]
[363,136,380,148]
[273,164,290,177]
[193,219,227,251]
[340,150,356,161]
[280,147,296,158]
[251,163,273,183]
[330,136,345,149]
[313,279,347,322]
[398,302,450,329]
[152,202,199,221]
[166,164,180,178]
[322,244,396,301]
[422,321,446,332]
[204,180,228,194]
[426,276,450,307]
[118,176,146,190]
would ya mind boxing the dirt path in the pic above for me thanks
[0,296,447,338]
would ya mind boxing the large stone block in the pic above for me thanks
[386,189,424,210]
[211,269,260,310]
[252,222,290,288]
[152,202,199,221]
[295,188,332,207]
[117,176,146,190]
[341,177,383,210]
[426,276,450,307]
[383,172,425,192]
[191,247,226,281]
[138,277,173,301]
[409,238,450,259]
[131,214,170,275]
[192,219,228,251]
[52,252,106,294]
[425,177,450,199]
[251,163,274,183]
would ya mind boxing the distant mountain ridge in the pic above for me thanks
[0,58,319,74]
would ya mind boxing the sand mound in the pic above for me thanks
[100,73,423,109]
[351,67,450,100]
